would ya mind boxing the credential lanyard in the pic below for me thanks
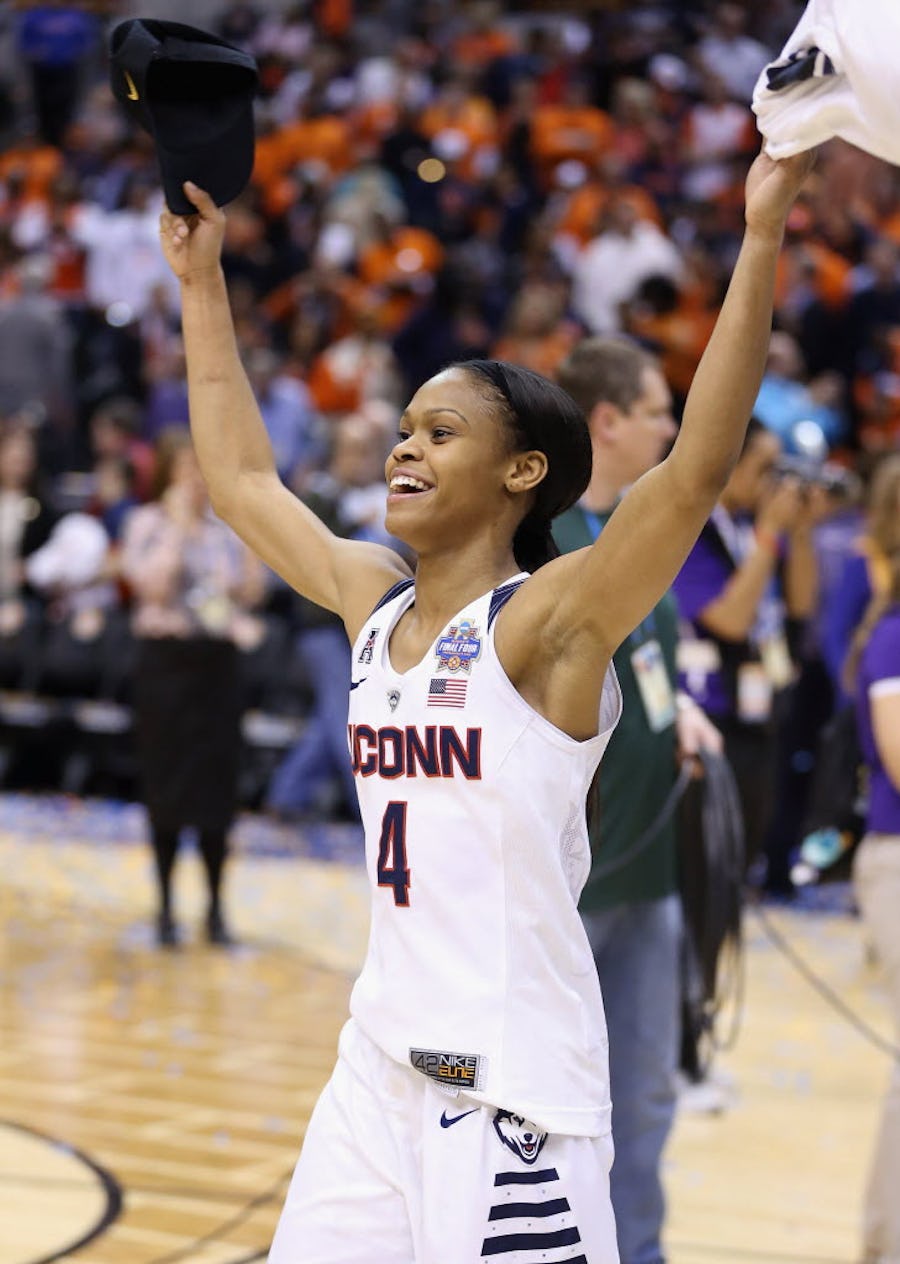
[581,507,658,647]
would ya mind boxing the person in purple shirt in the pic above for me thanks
[855,605,900,832]
[823,457,900,699]
[672,418,822,872]
[846,540,900,1264]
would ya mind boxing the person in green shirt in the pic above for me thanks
[554,337,722,1264]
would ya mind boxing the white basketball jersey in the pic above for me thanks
[347,575,621,1137]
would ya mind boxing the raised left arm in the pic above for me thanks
[547,150,815,661]
[498,151,815,740]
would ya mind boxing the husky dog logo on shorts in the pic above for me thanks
[492,1110,547,1165]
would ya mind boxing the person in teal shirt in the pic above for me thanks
[555,337,721,1264]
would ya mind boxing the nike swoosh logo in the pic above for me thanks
[440,1108,477,1129]
[349,678,366,691]
[124,70,139,100]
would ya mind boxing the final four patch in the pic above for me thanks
[435,620,481,673]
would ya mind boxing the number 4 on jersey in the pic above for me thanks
[377,801,410,907]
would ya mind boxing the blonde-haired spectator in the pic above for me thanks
[121,430,265,947]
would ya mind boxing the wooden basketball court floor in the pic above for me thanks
[0,797,889,1264]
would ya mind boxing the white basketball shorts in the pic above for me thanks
[268,1019,619,1264]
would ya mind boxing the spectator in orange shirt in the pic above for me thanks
[492,281,581,381]
[531,76,615,189]
[451,1,517,71]
[880,206,900,246]
[0,127,63,206]
[625,267,719,403]
[307,304,403,417]
[419,74,498,183]
[774,238,851,318]
[357,214,443,333]
[252,102,352,217]
[288,107,353,179]
[267,266,366,373]
[553,163,663,259]
[315,0,352,40]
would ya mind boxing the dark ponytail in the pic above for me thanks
[513,513,560,573]
[454,359,592,572]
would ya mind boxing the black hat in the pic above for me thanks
[109,19,258,215]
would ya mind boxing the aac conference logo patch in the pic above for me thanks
[358,627,379,665]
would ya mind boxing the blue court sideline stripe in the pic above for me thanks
[488,1197,571,1220]
[494,1167,558,1186]
[480,1226,581,1256]
[370,579,414,617]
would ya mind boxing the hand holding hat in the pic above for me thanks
[109,19,258,214]
[159,182,225,281]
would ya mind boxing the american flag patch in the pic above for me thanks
[428,677,467,708]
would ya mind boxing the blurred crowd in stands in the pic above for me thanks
[1,0,899,884]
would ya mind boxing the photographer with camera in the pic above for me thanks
[672,418,826,888]
[762,421,863,892]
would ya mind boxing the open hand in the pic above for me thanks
[745,149,816,241]
[158,182,225,280]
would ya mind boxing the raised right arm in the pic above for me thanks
[160,183,410,637]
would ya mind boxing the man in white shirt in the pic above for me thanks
[572,197,683,336]
[698,4,773,103]
[73,177,180,322]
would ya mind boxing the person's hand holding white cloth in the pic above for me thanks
[752,0,900,167]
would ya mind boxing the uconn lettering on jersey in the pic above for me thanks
[348,724,482,780]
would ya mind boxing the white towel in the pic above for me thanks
[752,0,900,167]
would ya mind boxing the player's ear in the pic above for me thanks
[505,450,547,495]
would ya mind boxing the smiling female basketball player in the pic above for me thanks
[159,148,813,1264]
